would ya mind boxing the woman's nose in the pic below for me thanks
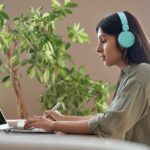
[96,43,102,53]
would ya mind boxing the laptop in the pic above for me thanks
[0,108,53,133]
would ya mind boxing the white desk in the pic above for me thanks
[0,120,149,150]
[0,131,149,150]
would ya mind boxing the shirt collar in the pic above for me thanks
[121,64,136,76]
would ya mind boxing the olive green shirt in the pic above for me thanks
[88,63,150,146]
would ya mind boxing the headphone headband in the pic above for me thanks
[117,12,129,31]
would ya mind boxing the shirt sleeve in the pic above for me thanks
[88,77,149,139]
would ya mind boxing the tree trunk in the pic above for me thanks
[6,50,28,119]
[10,67,28,119]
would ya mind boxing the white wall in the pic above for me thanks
[0,0,149,118]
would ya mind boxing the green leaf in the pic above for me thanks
[0,58,2,65]
[67,23,89,43]
[65,42,71,50]
[74,23,80,31]
[9,55,19,66]
[2,75,12,88]
[59,68,66,77]
[1,75,10,82]
[0,16,4,28]
[0,66,7,73]
[79,66,85,73]
[42,13,49,18]
[0,10,9,20]
[36,69,43,83]
[64,9,72,14]
[3,79,11,88]
[0,32,13,53]
[27,65,35,79]
[0,10,9,29]
[51,72,56,84]
[43,69,50,83]
[47,42,55,55]
[51,0,61,9]
[62,54,72,61]
[0,4,5,10]
[0,39,7,53]
[64,0,78,8]
[48,21,56,32]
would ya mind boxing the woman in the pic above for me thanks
[24,11,150,146]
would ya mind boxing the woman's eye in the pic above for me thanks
[100,38,106,43]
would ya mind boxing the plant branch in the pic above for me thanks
[5,47,27,119]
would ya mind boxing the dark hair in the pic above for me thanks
[96,11,150,65]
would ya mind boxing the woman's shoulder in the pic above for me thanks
[134,63,150,84]
[136,63,150,73]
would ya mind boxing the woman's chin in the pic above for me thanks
[103,61,113,67]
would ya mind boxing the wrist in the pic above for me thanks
[61,114,66,121]
[51,121,57,131]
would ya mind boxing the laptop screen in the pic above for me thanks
[0,109,7,125]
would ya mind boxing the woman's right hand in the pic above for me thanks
[43,110,65,121]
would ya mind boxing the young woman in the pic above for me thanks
[24,11,150,146]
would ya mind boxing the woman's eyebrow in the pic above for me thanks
[97,34,106,39]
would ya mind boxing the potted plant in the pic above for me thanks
[0,0,112,119]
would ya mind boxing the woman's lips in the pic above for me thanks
[100,55,105,61]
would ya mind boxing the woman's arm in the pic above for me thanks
[53,120,92,134]
[24,116,92,134]
[44,110,95,121]
[62,115,95,121]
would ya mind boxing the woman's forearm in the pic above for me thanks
[62,115,95,121]
[52,120,92,134]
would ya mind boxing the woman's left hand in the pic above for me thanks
[24,115,55,132]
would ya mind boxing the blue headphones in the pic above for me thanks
[117,12,135,48]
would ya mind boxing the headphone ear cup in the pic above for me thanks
[118,31,135,48]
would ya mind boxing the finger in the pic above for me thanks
[24,117,38,129]
[24,122,36,129]
[43,111,51,118]
[25,115,39,124]
[44,111,51,117]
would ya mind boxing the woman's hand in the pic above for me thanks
[43,110,65,121]
[24,115,55,132]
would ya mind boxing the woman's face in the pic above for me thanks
[96,28,126,69]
